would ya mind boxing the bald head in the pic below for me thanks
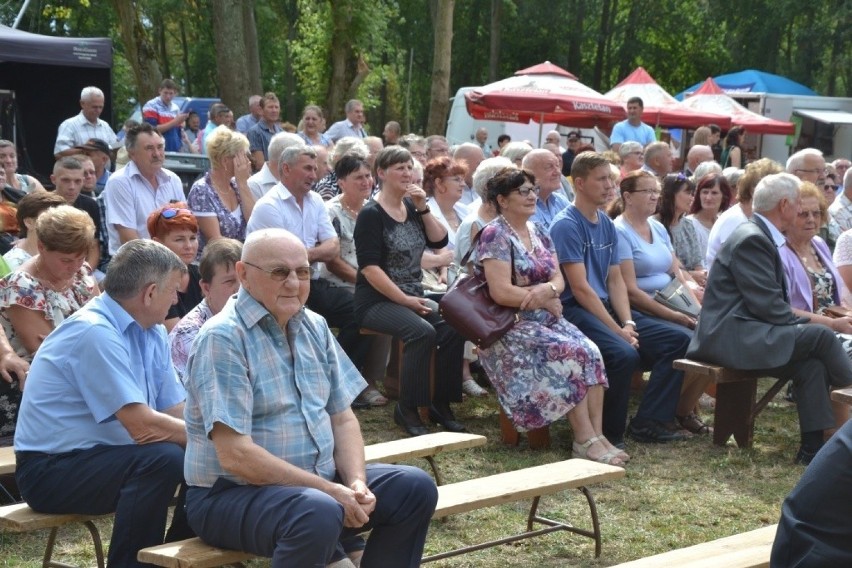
[522,149,562,194]
[243,228,306,264]
[453,143,484,185]
[687,144,714,171]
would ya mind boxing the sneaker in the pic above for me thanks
[627,418,692,443]
[462,378,488,397]
[794,445,820,465]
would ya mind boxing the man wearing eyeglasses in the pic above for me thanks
[102,123,185,256]
[182,229,437,567]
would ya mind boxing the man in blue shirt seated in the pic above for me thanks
[524,149,571,230]
[183,228,438,567]
[14,240,193,567]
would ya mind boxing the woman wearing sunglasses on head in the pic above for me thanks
[147,203,203,331]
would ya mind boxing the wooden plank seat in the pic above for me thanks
[139,458,625,567]
[0,503,109,568]
[673,359,788,448]
[1,433,484,567]
[831,386,852,405]
[611,523,778,567]
[0,446,14,476]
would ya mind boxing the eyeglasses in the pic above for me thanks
[797,210,822,219]
[513,185,540,197]
[411,151,427,159]
[666,172,687,182]
[243,261,313,281]
[824,184,838,192]
[795,168,823,175]
[160,208,192,219]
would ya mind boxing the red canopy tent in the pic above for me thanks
[464,61,626,129]
[605,67,732,129]
[680,77,796,135]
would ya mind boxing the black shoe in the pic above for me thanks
[394,404,429,437]
[794,446,820,465]
[428,403,468,433]
[627,418,691,443]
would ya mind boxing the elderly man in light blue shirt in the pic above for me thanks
[183,229,437,567]
[14,240,193,568]
[524,149,571,230]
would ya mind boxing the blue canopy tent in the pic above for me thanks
[675,69,817,100]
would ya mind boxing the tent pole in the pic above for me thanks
[538,114,544,146]
[13,0,33,28]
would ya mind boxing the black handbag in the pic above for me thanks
[654,278,700,318]
[439,229,517,348]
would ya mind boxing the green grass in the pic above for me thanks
[0,379,804,567]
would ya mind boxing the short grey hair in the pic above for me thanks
[103,240,187,300]
[722,167,744,190]
[279,144,317,168]
[693,160,722,181]
[472,157,514,199]
[752,173,801,213]
[845,167,852,190]
[80,86,104,101]
[399,134,425,149]
[268,132,305,166]
[344,99,363,113]
[500,141,533,164]
[786,148,824,173]
[330,137,369,164]
[521,148,553,170]
[618,141,643,158]
[644,142,670,162]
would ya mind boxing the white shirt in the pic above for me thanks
[102,161,185,255]
[247,163,278,201]
[246,182,336,277]
[705,203,748,270]
[54,111,119,155]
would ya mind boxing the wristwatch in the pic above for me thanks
[416,206,431,215]
[623,319,637,328]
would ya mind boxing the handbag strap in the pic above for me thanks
[462,226,517,285]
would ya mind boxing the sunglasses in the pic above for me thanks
[665,172,688,182]
[513,185,541,197]
[160,208,192,219]
[243,261,313,281]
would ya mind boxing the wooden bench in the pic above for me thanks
[611,523,777,567]
[674,359,787,448]
[0,503,109,568]
[0,432,485,568]
[138,458,625,567]
[831,386,852,405]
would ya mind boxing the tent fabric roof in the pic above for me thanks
[514,61,578,80]
[465,62,626,128]
[794,109,852,125]
[0,24,111,68]
[676,69,818,99]
[681,77,796,135]
[605,66,732,129]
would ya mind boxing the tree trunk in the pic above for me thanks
[592,0,612,90]
[426,0,454,136]
[179,21,192,96]
[210,0,253,117]
[110,0,162,103]
[488,0,501,82]
[242,0,263,95]
[566,0,584,76]
[325,1,353,120]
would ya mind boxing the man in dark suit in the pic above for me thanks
[771,419,852,566]
[687,172,852,464]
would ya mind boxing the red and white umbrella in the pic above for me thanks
[681,77,796,135]
[605,67,732,129]
[464,61,626,128]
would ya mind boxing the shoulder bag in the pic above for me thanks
[439,229,518,348]
[654,278,700,318]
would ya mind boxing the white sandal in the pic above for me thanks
[462,378,488,397]
[572,436,625,466]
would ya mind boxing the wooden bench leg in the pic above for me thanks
[499,408,550,449]
[42,519,105,568]
[714,380,758,448]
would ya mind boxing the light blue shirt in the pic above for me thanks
[14,293,185,453]
[246,182,337,278]
[532,191,570,231]
[183,289,366,487]
[614,216,675,295]
[325,119,366,142]
[610,120,656,147]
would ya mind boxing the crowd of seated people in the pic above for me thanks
[2,81,852,565]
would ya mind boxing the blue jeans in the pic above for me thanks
[186,463,438,568]
[562,301,691,442]
[16,442,191,567]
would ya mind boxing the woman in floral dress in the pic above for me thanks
[476,168,625,465]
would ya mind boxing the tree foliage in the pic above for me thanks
[4,0,849,134]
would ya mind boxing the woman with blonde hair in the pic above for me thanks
[187,125,255,257]
[297,105,334,148]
